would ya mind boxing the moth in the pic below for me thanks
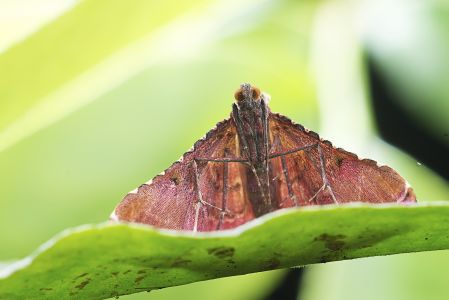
[112,83,416,231]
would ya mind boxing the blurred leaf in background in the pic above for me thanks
[360,0,449,148]
[302,1,449,300]
[0,0,448,299]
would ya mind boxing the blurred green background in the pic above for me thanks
[1,0,448,299]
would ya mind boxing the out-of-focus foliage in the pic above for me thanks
[0,0,448,299]
[360,0,449,146]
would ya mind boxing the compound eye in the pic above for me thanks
[234,88,245,102]
[251,87,261,99]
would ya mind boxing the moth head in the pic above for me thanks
[234,83,261,102]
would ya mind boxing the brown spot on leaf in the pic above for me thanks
[207,247,235,259]
[75,278,91,290]
[265,258,281,270]
[135,276,145,284]
[171,258,192,267]
[111,272,119,276]
[137,270,146,274]
[314,233,346,251]
[123,269,132,274]
[73,273,88,280]
[39,288,52,291]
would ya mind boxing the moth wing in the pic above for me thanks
[112,118,255,231]
[268,113,416,207]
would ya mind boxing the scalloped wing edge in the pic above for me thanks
[111,110,416,221]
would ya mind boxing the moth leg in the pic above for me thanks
[269,144,316,159]
[316,144,338,204]
[308,183,326,203]
[192,159,204,232]
[268,143,338,204]
[218,156,229,230]
[271,137,298,206]
[195,157,248,163]
[261,98,271,204]
[192,157,248,231]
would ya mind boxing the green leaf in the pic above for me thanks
[1,202,449,299]
[0,0,210,152]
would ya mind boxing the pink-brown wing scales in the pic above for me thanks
[268,113,416,207]
[112,118,255,231]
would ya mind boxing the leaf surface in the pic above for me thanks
[1,202,448,299]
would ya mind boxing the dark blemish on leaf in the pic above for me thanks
[351,228,406,250]
[39,288,52,291]
[74,272,88,280]
[171,258,192,267]
[314,233,346,251]
[137,270,146,274]
[111,272,119,276]
[135,287,155,292]
[123,269,132,274]
[320,257,328,263]
[75,278,91,290]
[207,247,235,259]
[265,258,281,270]
[135,276,145,284]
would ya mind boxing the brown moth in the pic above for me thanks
[111,83,416,231]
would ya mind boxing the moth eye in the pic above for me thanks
[251,87,261,99]
[234,88,245,102]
